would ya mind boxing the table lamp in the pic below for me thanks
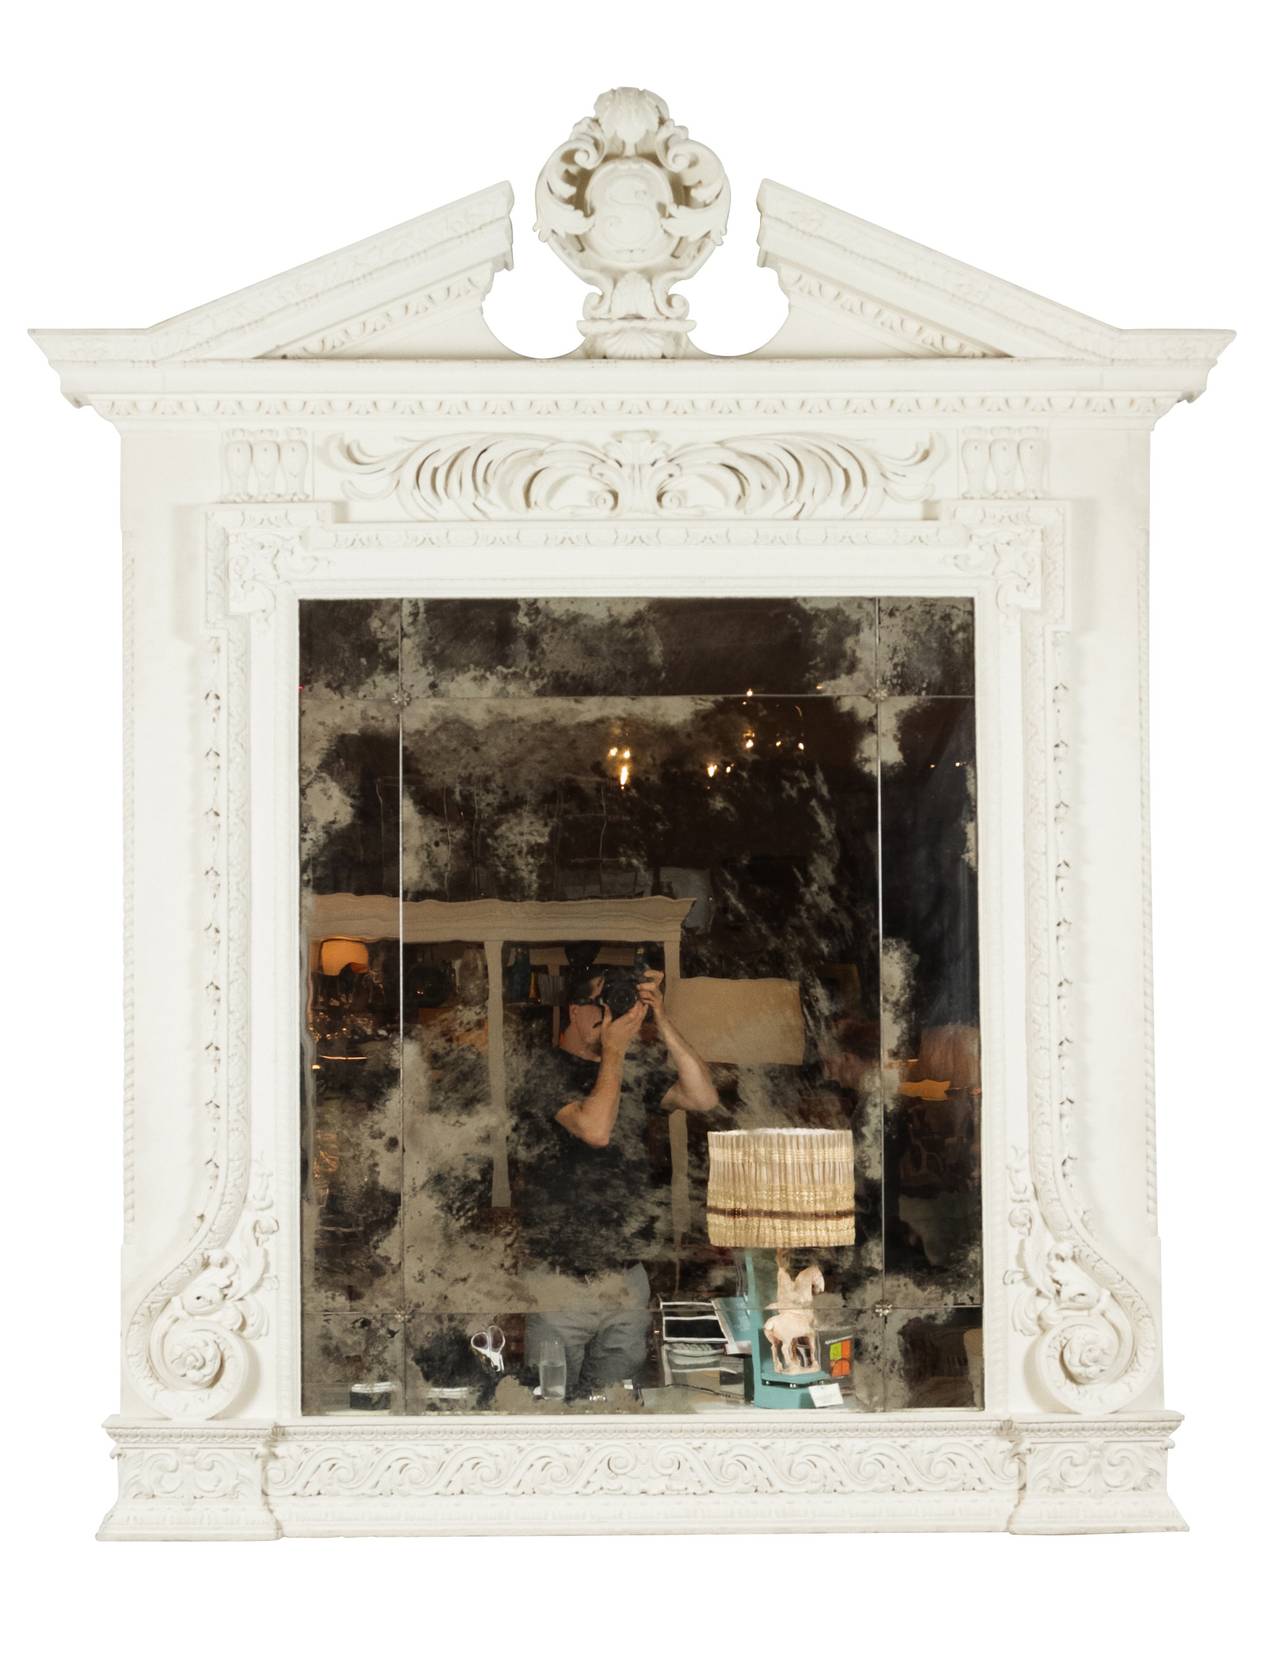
[707,1127,855,1409]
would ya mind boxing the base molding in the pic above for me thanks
[1006,1414,1187,1533]
[98,1418,279,1541]
[96,1409,1185,1538]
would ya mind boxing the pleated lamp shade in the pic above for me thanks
[706,1128,856,1249]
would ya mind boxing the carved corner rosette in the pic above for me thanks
[534,86,729,358]
[962,500,1161,1415]
[208,503,333,620]
[326,429,945,520]
[947,500,1048,616]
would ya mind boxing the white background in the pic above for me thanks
[3,0,1274,1647]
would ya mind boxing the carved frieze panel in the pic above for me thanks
[327,430,945,520]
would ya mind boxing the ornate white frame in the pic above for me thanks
[33,89,1230,1538]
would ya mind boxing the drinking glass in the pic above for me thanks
[538,1338,567,1400]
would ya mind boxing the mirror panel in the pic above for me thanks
[299,597,981,1415]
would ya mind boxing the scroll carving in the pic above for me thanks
[328,430,945,520]
[535,86,729,357]
[143,1166,277,1420]
[267,1429,1019,1500]
[122,507,317,1422]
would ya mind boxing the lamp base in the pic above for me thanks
[723,1252,839,1410]
[746,1340,830,1409]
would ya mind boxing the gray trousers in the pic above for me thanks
[525,1262,651,1394]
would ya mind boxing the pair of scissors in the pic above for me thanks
[469,1324,505,1375]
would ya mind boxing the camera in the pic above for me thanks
[597,966,647,1018]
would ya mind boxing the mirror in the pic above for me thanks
[299,597,981,1413]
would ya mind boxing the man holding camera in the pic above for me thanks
[514,963,718,1398]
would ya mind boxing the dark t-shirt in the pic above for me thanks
[511,1041,674,1274]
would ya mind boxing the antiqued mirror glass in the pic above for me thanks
[299,597,981,1415]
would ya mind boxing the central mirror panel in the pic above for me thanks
[299,597,981,1414]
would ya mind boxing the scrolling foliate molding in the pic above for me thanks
[327,430,945,520]
[267,1418,1020,1503]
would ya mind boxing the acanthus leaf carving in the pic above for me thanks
[327,429,945,520]
[535,87,729,358]
[143,1164,278,1421]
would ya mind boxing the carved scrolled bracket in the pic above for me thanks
[121,503,331,1424]
[535,86,729,358]
[1005,1150,1150,1410]
[977,496,1161,1414]
[137,1166,278,1420]
[328,430,944,520]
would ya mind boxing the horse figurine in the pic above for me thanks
[763,1263,825,1374]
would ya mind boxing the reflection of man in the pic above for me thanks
[515,966,718,1397]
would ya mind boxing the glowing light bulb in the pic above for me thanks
[775,739,783,748]
[619,763,630,788]
[622,748,632,760]
[798,742,806,752]
[744,737,755,750]
[608,746,619,757]
[745,688,754,697]
[706,763,718,778]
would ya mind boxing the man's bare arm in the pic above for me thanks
[554,1002,644,1147]
[637,974,719,1114]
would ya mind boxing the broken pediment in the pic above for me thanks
[31,183,519,369]
[753,180,1229,365]
[31,84,1231,384]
